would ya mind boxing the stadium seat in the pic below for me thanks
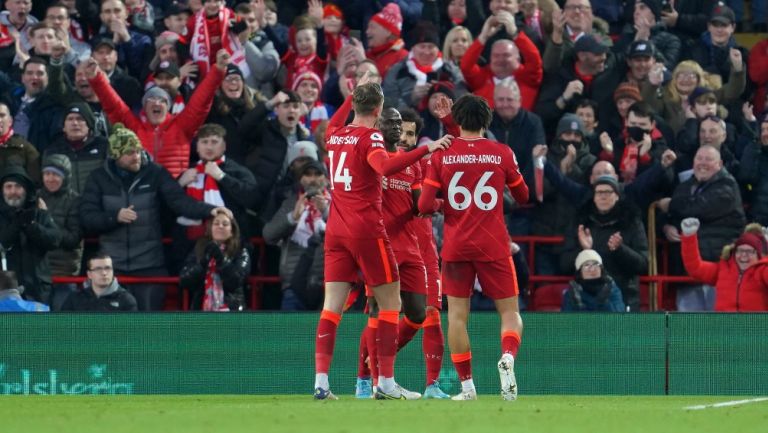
[529,284,566,312]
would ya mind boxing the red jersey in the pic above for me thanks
[325,125,389,239]
[381,150,422,255]
[421,137,528,261]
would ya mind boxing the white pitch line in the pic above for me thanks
[684,397,768,410]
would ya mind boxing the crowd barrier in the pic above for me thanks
[1,313,765,396]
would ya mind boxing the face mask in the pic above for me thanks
[556,138,581,149]
[627,126,649,142]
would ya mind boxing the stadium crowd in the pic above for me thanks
[0,0,768,314]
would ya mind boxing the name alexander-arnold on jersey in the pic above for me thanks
[442,154,502,165]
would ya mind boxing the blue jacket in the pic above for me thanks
[561,277,626,312]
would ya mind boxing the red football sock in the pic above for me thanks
[377,310,399,379]
[365,317,379,384]
[357,325,371,379]
[501,330,521,357]
[422,309,444,386]
[451,351,472,382]
[397,315,421,351]
[315,309,341,374]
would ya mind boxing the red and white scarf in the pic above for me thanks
[301,101,330,135]
[290,190,329,248]
[406,50,444,85]
[189,7,250,79]
[619,143,639,184]
[202,247,229,311]
[0,23,14,48]
[0,127,14,146]
[177,157,226,238]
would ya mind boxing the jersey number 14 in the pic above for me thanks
[448,171,498,211]
[328,150,353,191]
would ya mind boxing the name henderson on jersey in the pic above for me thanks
[442,154,502,165]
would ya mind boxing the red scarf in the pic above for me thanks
[202,245,229,312]
[619,143,639,183]
[290,189,329,248]
[0,127,14,146]
[0,23,14,48]
[190,7,249,78]
[69,20,85,42]
[177,157,226,238]
[366,38,404,58]
[325,28,348,61]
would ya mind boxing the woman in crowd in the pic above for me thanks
[562,249,626,312]
[180,210,251,311]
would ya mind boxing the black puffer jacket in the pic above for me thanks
[79,158,216,272]
[739,140,768,225]
[179,246,251,310]
[668,169,745,261]
[39,153,83,276]
[44,135,109,195]
[0,166,61,303]
[560,200,649,311]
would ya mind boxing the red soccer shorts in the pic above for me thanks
[441,257,519,300]
[395,249,427,296]
[325,235,399,287]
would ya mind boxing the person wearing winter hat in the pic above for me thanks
[0,165,61,305]
[681,218,768,311]
[562,249,626,311]
[85,47,229,178]
[366,3,408,79]
[80,123,233,311]
[613,82,642,121]
[293,71,334,135]
[39,153,83,310]
[0,102,40,183]
[382,20,467,110]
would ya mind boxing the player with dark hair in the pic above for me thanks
[353,106,452,399]
[313,73,449,400]
[419,94,529,401]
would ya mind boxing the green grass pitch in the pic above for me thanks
[3,395,767,433]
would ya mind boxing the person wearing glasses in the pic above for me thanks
[680,219,768,311]
[560,176,648,311]
[61,253,138,311]
[561,249,626,312]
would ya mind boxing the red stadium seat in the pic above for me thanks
[529,284,566,311]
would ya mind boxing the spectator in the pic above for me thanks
[365,3,408,79]
[441,25,472,66]
[89,37,143,112]
[39,154,82,311]
[44,103,108,195]
[0,101,40,182]
[600,82,643,146]
[459,14,542,111]
[263,159,329,310]
[96,0,153,81]
[0,0,38,57]
[321,2,348,63]
[560,176,649,310]
[529,113,596,275]
[85,49,229,178]
[322,38,368,107]
[21,22,80,68]
[417,82,456,141]
[177,123,260,241]
[658,145,745,311]
[79,124,230,311]
[188,0,252,82]
[234,2,280,98]
[0,165,61,304]
[561,249,626,312]
[659,0,719,46]
[642,59,744,134]
[689,4,748,89]
[150,61,188,115]
[293,71,334,136]
[383,20,466,111]
[44,3,91,63]
[738,112,768,225]
[681,219,768,311]
[612,0,681,70]
[676,110,739,174]
[146,31,194,94]
[240,90,312,206]
[206,64,264,163]
[0,270,49,312]
[2,57,63,154]
[599,101,669,183]
[125,0,155,34]
[61,252,138,311]
[179,209,250,311]
[161,3,192,40]
[575,99,601,154]
[518,0,558,52]
[541,0,613,74]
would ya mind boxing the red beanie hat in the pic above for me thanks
[292,71,324,93]
[323,4,343,19]
[370,3,403,37]
[735,233,764,257]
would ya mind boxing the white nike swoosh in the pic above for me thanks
[319,333,330,338]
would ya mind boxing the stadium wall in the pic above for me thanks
[0,313,765,396]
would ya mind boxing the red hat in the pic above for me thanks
[370,3,403,37]
[735,233,765,257]
[323,4,343,19]
[292,71,323,93]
